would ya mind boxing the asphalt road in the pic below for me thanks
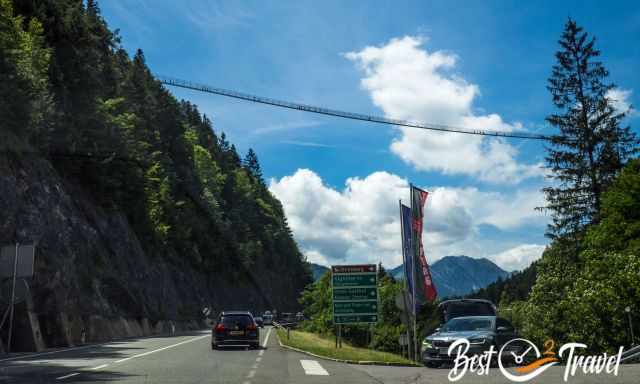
[0,326,638,383]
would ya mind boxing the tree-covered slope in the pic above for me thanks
[0,0,311,350]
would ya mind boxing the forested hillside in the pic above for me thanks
[0,0,311,350]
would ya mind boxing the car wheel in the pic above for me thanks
[211,343,216,350]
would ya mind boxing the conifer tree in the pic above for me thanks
[542,18,638,240]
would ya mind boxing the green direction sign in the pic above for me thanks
[332,264,379,324]
[333,287,377,301]
[332,274,376,287]
[334,301,377,314]
[334,314,378,324]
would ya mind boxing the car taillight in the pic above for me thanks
[215,324,225,332]
[247,323,257,331]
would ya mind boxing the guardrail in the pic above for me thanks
[621,344,640,363]
[272,320,299,340]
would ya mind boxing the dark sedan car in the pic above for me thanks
[422,315,521,367]
[211,311,260,349]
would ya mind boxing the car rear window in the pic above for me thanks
[443,302,495,321]
[221,315,253,327]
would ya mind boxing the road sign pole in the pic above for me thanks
[7,243,18,353]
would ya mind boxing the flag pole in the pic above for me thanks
[410,185,419,363]
[399,200,412,360]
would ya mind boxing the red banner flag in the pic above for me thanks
[410,185,437,303]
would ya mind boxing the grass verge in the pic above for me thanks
[276,328,417,365]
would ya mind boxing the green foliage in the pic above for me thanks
[3,0,312,301]
[585,159,640,253]
[520,160,640,352]
[299,266,408,354]
[299,272,334,334]
[0,0,51,146]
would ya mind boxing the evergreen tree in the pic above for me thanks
[243,148,264,183]
[542,19,638,241]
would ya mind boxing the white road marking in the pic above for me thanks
[247,369,256,378]
[256,357,262,362]
[0,344,103,363]
[114,335,208,364]
[90,364,109,370]
[252,363,259,369]
[262,327,272,348]
[0,331,210,364]
[258,349,264,356]
[56,372,80,380]
[300,360,329,376]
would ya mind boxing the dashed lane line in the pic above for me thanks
[90,364,109,370]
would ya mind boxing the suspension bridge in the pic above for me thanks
[157,75,551,141]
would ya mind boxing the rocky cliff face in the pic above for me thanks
[0,153,300,351]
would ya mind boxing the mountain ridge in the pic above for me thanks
[389,255,510,298]
[309,255,509,299]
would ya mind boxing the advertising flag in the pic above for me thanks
[400,203,415,314]
[410,185,437,303]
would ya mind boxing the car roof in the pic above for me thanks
[447,315,496,321]
[438,299,495,307]
[221,311,253,316]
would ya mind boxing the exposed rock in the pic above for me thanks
[0,153,300,351]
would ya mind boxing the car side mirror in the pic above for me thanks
[497,326,510,332]
[435,327,441,332]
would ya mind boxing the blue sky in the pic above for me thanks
[101,0,639,271]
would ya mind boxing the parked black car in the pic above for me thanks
[421,299,523,367]
[211,311,260,349]
[254,316,264,328]
[422,315,521,367]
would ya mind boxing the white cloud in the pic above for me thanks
[345,36,544,184]
[490,244,547,272]
[606,88,637,117]
[269,169,547,270]
[184,1,254,31]
[253,120,323,135]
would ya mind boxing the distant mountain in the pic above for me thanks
[466,261,538,303]
[389,256,510,299]
[309,263,330,281]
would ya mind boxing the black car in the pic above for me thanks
[422,315,521,367]
[211,311,260,349]
[254,316,264,328]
